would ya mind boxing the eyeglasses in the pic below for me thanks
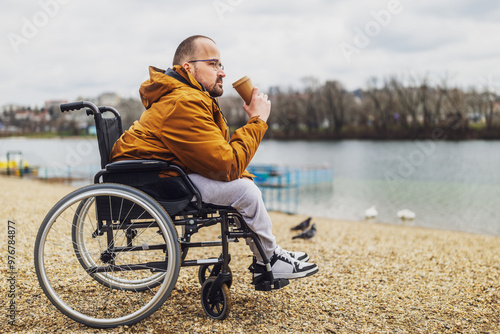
[188,58,224,71]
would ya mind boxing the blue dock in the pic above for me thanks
[247,164,334,214]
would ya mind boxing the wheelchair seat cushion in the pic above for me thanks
[104,171,194,215]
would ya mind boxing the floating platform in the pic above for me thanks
[247,164,334,214]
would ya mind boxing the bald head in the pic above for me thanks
[172,35,215,66]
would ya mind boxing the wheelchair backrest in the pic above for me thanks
[92,107,124,169]
[60,101,202,214]
[60,102,123,169]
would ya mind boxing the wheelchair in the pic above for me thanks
[33,101,289,328]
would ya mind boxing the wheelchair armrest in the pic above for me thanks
[105,160,170,172]
[104,160,203,211]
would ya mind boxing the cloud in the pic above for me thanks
[1,0,500,106]
[414,0,500,21]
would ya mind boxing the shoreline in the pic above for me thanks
[7,174,500,239]
[1,176,499,333]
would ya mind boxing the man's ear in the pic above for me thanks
[182,62,192,74]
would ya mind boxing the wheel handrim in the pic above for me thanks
[34,185,180,327]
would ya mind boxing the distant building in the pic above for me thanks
[44,100,67,109]
[31,109,51,122]
[44,100,68,117]
[98,92,121,106]
[1,104,24,115]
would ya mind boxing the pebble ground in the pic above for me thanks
[0,176,498,333]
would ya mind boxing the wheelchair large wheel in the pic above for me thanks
[71,197,166,291]
[34,183,180,328]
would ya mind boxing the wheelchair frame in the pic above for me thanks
[33,101,288,328]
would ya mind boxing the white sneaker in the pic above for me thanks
[268,246,318,280]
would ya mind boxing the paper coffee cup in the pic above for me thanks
[232,76,254,105]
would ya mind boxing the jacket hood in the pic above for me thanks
[139,65,205,109]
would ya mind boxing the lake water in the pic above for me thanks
[1,137,499,236]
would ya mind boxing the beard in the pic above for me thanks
[192,66,224,97]
[206,77,224,97]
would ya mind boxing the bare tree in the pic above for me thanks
[322,80,349,134]
[430,84,447,125]
[483,91,496,130]
[116,98,145,130]
[390,75,420,128]
[268,87,306,137]
[464,89,497,131]
[301,77,324,135]
[417,76,432,130]
[442,87,468,132]
[417,74,450,131]
[364,78,396,132]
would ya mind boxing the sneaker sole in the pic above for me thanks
[272,266,319,280]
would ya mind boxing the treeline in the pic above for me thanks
[3,74,499,140]
[219,75,500,140]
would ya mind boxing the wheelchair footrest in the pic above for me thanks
[254,278,289,291]
[248,258,289,291]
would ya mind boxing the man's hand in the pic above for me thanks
[243,87,271,123]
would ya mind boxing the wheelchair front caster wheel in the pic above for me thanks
[201,278,231,320]
[198,264,232,287]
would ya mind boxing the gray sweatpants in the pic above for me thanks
[188,173,277,261]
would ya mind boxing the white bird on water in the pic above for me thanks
[364,206,378,220]
[397,209,416,220]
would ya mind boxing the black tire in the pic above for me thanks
[201,278,231,320]
[34,183,180,328]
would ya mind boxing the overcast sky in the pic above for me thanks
[2,0,500,108]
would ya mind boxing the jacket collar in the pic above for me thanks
[165,65,207,93]
[164,66,222,116]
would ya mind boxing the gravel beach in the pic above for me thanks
[1,176,499,333]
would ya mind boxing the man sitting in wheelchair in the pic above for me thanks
[109,35,318,280]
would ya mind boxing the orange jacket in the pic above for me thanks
[109,65,268,181]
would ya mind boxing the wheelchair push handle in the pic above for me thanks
[96,106,121,118]
[60,101,100,115]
